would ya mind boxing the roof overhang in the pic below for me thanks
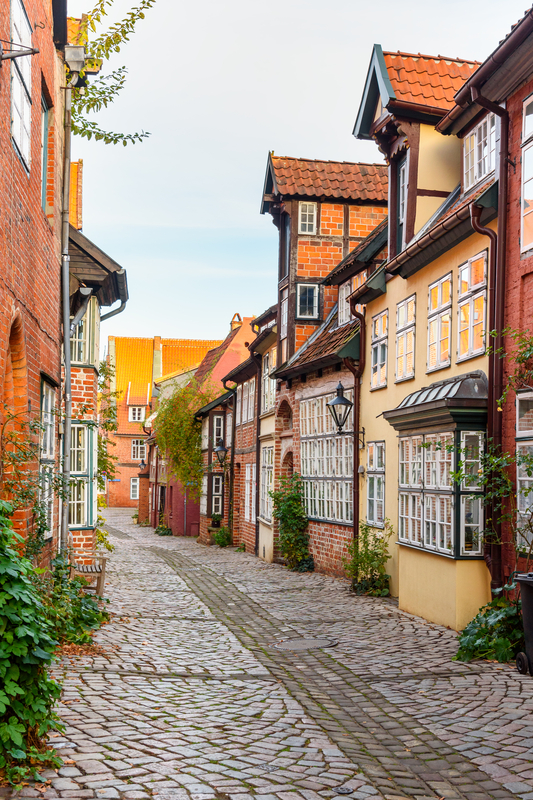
[248,326,277,355]
[438,11,533,136]
[260,152,279,214]
[222,356,257,385]
[275,330,360,381]
[350,266,387,305]
[386,182,497,279]
[69,224,129,307]
[324,221,388,286]
[353,45,396,140]
[194,390,233,420]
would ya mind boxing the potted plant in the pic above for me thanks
[211,513,222,529]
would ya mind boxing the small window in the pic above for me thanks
[201,417,209,448]
[71,316,87,363]
[130,477,139,500]
[367,441,385,527]
[129,406,145,422]
[260,446,274,521]
[299,202,317,234]
[397,157,408,251]
[297,284,319,319]
[131,439,146,460]
[428,274,452,371]
[370,310,388,389]
[236,386,242,426]
[463,113,497,191]
[457,252,487,361]
[200,473,208,515]
[338,280,353,326]
[40,381,55,460]
[248,378,256,421]
[213,414,224,445]
[212,474,223,515]
[396,295,415,381]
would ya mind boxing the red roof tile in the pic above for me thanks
[383,51,480,111]
[271,157,388,203]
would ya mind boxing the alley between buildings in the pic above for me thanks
[10,510,533,800]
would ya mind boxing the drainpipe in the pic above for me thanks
[344,306,366,547]
[222,379,237,539]
[60,76,75,553]
[469,88,508,590]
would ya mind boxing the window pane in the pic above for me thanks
[524,205,533,250]
[518,397,533,433]
[460,266,469,295]
[470,256,485,287]
[429,285,439,312]
[525,100,533,140]
[440,313,450,363]
[459,302,470,356]
[441,278,451,306]
[299,286,317,317]
[472,295,484,351]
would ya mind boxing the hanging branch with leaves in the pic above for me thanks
[71,0,156,146]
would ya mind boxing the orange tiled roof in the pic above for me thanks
[383,51,480,111]
[271,157,388,203]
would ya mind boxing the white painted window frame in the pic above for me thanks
[11,0,32,167]
[130,477,139,501]
[296,283,319,320]
[298,201,317,235]
[211,474,223,516]
[370,310,388,389]
[131,439,146,460]
[129,406,145,422]
[427,273,452,372]
[463,112,497,191]
[395,295,415,382]
[260,446,274,521]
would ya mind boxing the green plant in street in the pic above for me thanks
[270,474,313,572]
[0,500,63,784]
[37,555,109,646]
[343,520,391,596]
[235,542,246,552]
[95,518,115,553]
[97,360,120,492]
[72,0,157,146]
[155,525,172,536]
[455,587,524,662]
[153,378,221,500]
[213,526,232,547]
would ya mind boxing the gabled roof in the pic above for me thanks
[323,218,388,286]
[354,44,480,139]
[275,309,359,380]
[193,318,255,388]
[261,153,388,213]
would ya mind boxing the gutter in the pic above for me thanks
[345,306,366,555]
[468,89,508,591]
[100,269,129,322]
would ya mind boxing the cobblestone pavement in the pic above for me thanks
[7,510,533,800]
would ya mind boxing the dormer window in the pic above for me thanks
[299,202,317,235]
[129,406,145,422]
[463,113,496,191]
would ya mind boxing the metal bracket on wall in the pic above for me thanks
[0,40,39,64]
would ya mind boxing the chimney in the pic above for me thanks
[152,336,163,383]
[230,313,242,331]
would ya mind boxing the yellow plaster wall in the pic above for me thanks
[359,224,495,629]
[258,521,274,562]
[414,125,462,235]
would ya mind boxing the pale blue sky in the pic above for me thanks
[68,0,529,346]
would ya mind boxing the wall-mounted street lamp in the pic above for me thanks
[139,459,146,471]
[214,438,228,466]
[327,382,353,434]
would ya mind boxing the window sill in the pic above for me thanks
[295,317,321,323]
[307,516,353,527]
[456,350,485,364]
[257,516,272,526]
[397,540,484,559]
[426,363,451,375]
[366,520,384,529]
[370,384,387,391]
[394,374,415,384]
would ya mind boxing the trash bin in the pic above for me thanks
[515,572,533,674]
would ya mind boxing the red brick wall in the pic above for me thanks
[320,204,344,236]
[108,435,141,507]
[349,205,387,238]
[0,0,64,551]
[233,417,258,553]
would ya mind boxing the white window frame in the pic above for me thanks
[522,97,533,253]
[296,284,319,320]
[338,279,353,326]
[463,113,497,191]
[131,439,146,460]
[11,0,32,167]
[367,441,385,527]
[298,201,317,235]
[130,477,139,501]
[212,474,223,516]
[395,295,415,382]
[371,310,388,389]
[213,414,224,446]
[457,252,487,362]
[69,423,93,529]
[427,273,452,372]
[200,473,208,516]
[40,381,55,461]
[248,378,255,421]
[129,406,145,422]
[245,464,251,522]
[236,386,242,426]
[70,315,88,364]
[201,417,209,449]
[398,156,408,250]
[280,289,288,338]
[262,348,277,413]
[260,446,274,521]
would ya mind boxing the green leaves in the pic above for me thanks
[270,475,313,572]
[455,595,524,662]
[343,520,391,596]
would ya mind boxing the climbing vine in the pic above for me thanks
[153,378,221,500]
[97,360,120,491]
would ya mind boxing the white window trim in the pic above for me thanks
[370,310,388,389]
[213,414,224,446]
[260,446,274,522]
[338,280,353,326]
[129,406,145,422]
[517,391,533,439]
[456,253,487,362]
[366,441,385,527]
[130,477,139,501]
[11,0,32,167]
[395,295,415,382]
[298,201,317,235]
[398,155,409,251]
[131,439,146,460]
[212,474,223,516]
[463,112,498,192]
[427,273,452,373]
[296,284,319,320]
[521,131,533,253]
[200,473,208,516]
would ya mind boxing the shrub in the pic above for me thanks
[213,526,232,547]
[455,589,524,662]
[155,525,172,536]
[270,474,313,571]
[0,500,63,784]
[37,556,108,646]
[343,520,391,596]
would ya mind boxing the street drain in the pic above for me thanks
[332,788,353,795]
[274,637,338,650]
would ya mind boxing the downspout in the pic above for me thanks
[344,306,366,547]
[222,379,237,538]
[60,76,75,553]
[469,88,508,590]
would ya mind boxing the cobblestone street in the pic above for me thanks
[9,509,533,800]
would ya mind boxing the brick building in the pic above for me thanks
[107,335,223,509]
[0,0,68,553]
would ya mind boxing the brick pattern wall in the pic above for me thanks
[0,0,64,553]
[349,205,388,238]
[320,204,344,236]
[233,417,258,553]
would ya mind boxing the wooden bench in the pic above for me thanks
[68,542,107,597]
